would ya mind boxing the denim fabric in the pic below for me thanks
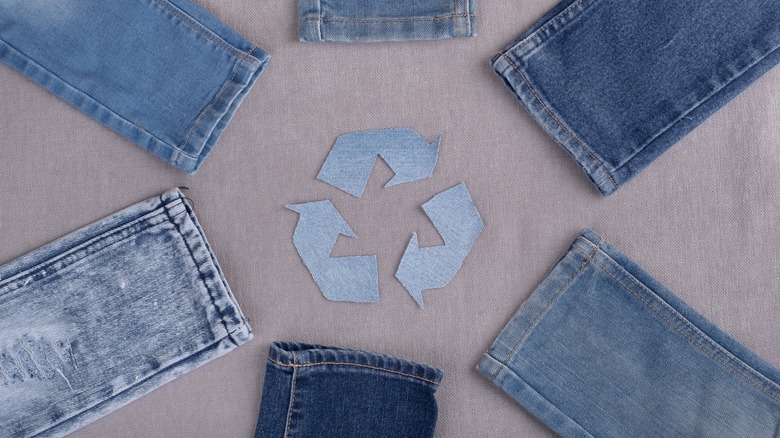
[493,0,780,196]
[0,0,269,174]
[0,188,252,437]
[299,0,477,43]
[478,229,780,437]
[255,342,443,438]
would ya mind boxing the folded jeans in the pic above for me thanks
[478,229,780,437]
[493,0,780,195]
[0,0,270,173]
[255,342,443,438]
[0,188,252,437]
[298,0,477,43]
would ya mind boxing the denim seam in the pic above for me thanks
[453,0,461,37]
[177,47,254,164]
[608,43,780,174]
[0,37,202,160]
[267,357,440,385]
[151,0,245,58]
[498,52,619,191]
[506,0,590,54]
[161,194,234,345]
[0,206,183,295]
[571,245,780,405]
[491,240,601,380]
[484,352,597,437]
[301,14,476,24]
[284,352,297,438]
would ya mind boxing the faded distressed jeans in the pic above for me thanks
[0,189,252,437]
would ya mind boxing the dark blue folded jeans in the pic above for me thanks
[0,188,252,437]
[494,0,780,195]
[478,230,780,437]
[255,342,443,438]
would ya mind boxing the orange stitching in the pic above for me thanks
[492,240,600,379]
[498,53,619,191]
[571,246,780,405]
[302,13,476,24]
[283,356,297,438]
[267,357,440,385]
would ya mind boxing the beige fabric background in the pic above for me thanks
[1,1,779,437]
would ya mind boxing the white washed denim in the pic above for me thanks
[0,189,252,437]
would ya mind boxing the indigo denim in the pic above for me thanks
[299,0,477,43]
[493,0,780,196]
[0,0,269,174]
[478,229,780,437]
[255,342,443,438]
[0,188,252,437]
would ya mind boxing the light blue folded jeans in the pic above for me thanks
[299,0,477,43]
[0,188,252,437]
[478,229,780,437]
[493,0,780,195]
[0,0,269,174]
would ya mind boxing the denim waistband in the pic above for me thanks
[266,342,443,387]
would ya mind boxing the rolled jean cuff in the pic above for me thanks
[0,188,252,437]
[0,0,270,174]
[477,229,780,437]
[266,342,443,385]
[298,0,477,43]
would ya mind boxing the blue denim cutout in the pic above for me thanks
[317,128,440,198]
[396,183,484,308]
[287,200,380,302]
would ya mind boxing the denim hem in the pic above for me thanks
[477,354,595,438]
[0,13,269,174]
[0,188,253,437]
[573,230,780,404]
[298,0,477,43]
[478,229,780,433]
[491,51,619,196]
[266,342,443,386]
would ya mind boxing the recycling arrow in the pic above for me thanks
[317,128,441,198]
[395,183,484,308]
[287,200,379,302]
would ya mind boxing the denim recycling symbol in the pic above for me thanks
[288,128,484,308]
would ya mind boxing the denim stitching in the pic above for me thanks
[0,206,183,294]
[178,48,254,163]
[301,14,476,24]
[453,0,461,37]
[499,53,619,191]
[484,353,598,437]
[491,240,600,380]
[507,0,590,54]
[284,352,297,438]
[571,245,780,405]
[0,38,201,160]
[161,194,234,345]
[267,357,440,385]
